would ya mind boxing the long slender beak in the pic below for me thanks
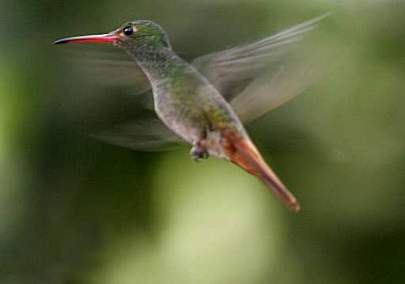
[53,33,119,45]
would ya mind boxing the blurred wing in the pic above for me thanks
[61,44,151,95]
[192,14,330,119]
[58,45,177,151]
[91,116,183,152]
[231,53,327,122]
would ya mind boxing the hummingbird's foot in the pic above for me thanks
[190,143,209,161]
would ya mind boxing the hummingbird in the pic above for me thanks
[53,15,328,212]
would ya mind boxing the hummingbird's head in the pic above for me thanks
[115,20,171,49]
[53,20,171,50]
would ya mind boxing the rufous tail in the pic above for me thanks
[222,129,300,212]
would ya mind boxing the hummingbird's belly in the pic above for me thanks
[155,102,230,159]
[153,90,208,144]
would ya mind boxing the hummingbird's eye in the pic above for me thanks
[123,26,134,36]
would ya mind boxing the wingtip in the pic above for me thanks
[318,11,332,20]
[306,12,332,26]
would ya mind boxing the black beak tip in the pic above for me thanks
[53,39,67,45]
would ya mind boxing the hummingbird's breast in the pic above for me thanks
[151,68,210,143]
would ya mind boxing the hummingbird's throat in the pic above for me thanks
[120,41,179,83]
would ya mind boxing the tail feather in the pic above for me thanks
[222,130,300,212]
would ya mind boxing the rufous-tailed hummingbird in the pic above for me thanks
[54,15,328,212]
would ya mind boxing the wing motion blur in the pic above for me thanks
[192,13,330,121]
[91,117,182,152]
[61,44,151,94]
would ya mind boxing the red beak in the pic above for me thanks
[53,33,119,45]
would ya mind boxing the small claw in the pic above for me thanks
[190,145,209,161]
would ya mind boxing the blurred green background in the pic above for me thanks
[1,0,405,283]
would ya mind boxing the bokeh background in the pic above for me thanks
[1,0,405,283]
